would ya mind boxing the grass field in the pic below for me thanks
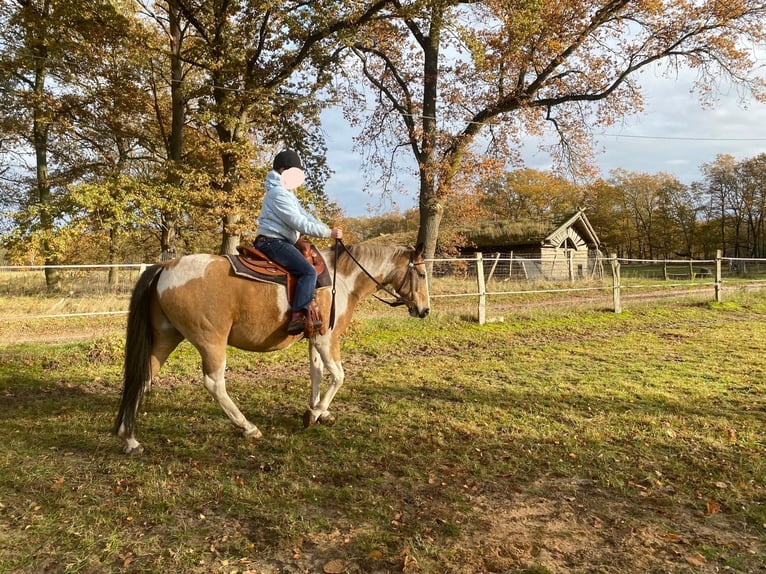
[0,292,765,573]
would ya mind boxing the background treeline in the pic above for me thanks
[1,2,764,271]
[352,153,766,261]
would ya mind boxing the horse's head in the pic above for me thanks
[393,243,430,319]
[337,242,430,318]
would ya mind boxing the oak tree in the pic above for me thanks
[343,0,766,258]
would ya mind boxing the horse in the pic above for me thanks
[114,242,430,454]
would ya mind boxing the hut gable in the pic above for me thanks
[542,210,600,251]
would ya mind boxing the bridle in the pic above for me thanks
[329,239,426,328]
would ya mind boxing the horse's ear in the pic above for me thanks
[414,242,425,258]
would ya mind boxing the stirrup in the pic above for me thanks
[287,312,306,335]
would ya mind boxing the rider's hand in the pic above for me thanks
[330,228,343,240]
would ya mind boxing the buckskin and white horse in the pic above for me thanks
[114,242,430,454]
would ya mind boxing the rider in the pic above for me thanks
[254,149,343,335]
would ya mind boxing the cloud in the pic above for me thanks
[592,69,766,183]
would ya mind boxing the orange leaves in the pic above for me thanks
[705,500,722,516]
[685,552,708,566]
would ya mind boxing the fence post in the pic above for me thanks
[715,249,722,303]
[567,250,574,283]
[611,254,622,314]
[487,252,501,283]
[475,252,486,325]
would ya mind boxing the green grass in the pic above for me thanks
[1,293,765,573]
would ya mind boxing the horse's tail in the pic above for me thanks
[114,264,164,437]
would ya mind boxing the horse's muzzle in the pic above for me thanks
[410,306,430,318]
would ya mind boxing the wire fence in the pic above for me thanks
[1,253,766,325]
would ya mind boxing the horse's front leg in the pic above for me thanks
[304,338,345,427]
[200,352,263,439]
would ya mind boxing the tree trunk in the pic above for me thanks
[219,149,242,254]
[160,0,185,261]
[417,191,443,270]
[160,224,177,261]
[107,227,119,288]
[220,213,242,254]
[415,11,442,262]
[33,65,60,290]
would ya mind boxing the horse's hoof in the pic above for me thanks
[123,444,144,456]
[318,412,335,426]
[244,427,263,439]
[303,409,316,428]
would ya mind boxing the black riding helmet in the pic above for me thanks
[273,149,303,171]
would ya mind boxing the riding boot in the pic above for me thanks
[287,310,306,335]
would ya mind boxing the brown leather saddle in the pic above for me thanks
[224,238,331,336]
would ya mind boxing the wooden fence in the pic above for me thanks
[2,252,766,324]
[428,250,766,324]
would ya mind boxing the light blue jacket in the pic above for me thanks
[256,170,331,243]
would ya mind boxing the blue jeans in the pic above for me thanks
[254,237,317,311]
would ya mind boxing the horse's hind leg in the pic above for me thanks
[199,347,262,439]
[118,329,183,455]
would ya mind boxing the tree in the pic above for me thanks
[479,168,582,220]
[166,0,393,253]
[604,170,699,259]
[702,154,743,256]
[343,0,766,259]
[738,154,766,258]
[581,178,637,256]
[138,0,196,260]
[701,153,766,258]
[0,0,134,284]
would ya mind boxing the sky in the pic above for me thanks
[321,68,766,218]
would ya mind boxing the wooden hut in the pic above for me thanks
[460,209,603,280]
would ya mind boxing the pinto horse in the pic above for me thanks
[114,242,430,454]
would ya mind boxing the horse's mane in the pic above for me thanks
[331,243,411,277]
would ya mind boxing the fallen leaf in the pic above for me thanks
[592,517,603,528]
[51,476,65,491]
[323,559,346,573]
[706,501,721,516]
[402,553,419,571]
[715,481,728,489]
[368,550,383,560]
[686,553,707,566]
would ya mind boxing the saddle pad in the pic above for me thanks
[224,254,287,286]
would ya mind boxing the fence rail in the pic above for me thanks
[1,253,766,324]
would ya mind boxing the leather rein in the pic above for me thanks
[329,239,424,328]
